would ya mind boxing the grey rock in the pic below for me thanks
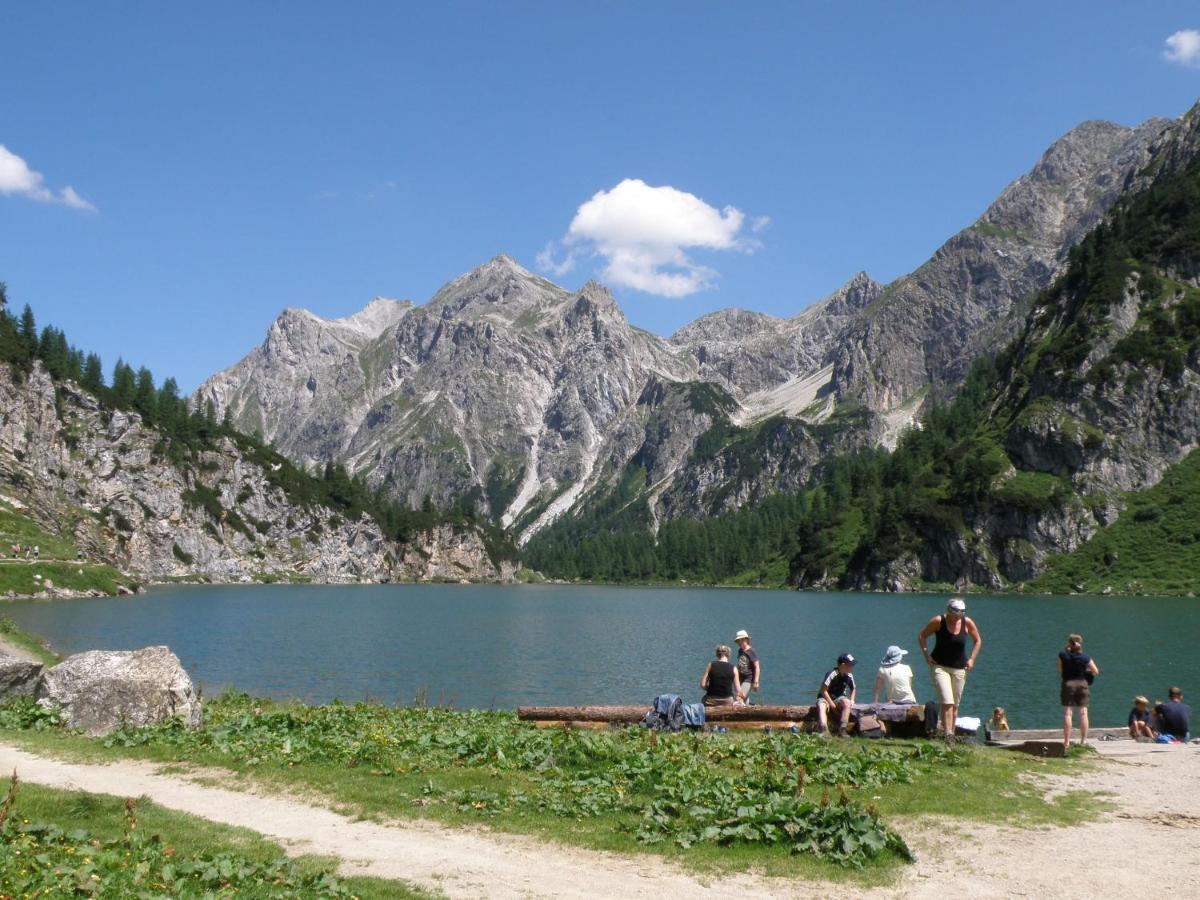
[0,361,517,585]
[37,646,201,736]
[0,654,43,699]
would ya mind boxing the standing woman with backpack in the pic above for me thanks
[1059,633,1100,750]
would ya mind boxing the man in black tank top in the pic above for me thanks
[917,598,983,737]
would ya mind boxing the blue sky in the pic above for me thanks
[2,2,1199,391]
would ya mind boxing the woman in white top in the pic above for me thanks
[874,645,917,704]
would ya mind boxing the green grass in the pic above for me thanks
[0,615,60,665]
[2,780,439,899]
[0,695,1106,884]
[1031,447,1200,595]
[0,500,131,598]
[0,501,83,561]
[0,560,129,597]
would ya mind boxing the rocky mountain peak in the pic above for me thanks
[331,298,414,338]
[427,254,569,322]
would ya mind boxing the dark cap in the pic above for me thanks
[838,653,856,666]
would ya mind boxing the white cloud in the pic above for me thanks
[538,178,762,298]
[0,145,96,213]
[1164,29,1200,67]
[751,215,772,233]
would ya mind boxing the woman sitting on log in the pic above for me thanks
[700,644,742,707]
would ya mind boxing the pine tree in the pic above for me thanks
[82,354,104,392]
[133,367,157,419]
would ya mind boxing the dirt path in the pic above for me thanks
[0,636,39,662]
[883,741,1200,899]
[0,741,1196,898]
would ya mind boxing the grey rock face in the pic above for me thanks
[0,362,517,584]
[827,117,1170,411]
[0,654,43,699]
[37,646,202,736]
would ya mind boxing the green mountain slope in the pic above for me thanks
[527,101,1200,595]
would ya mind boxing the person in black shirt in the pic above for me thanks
[1154,687,1192,741]
[1128,695,1155,741]
[734,629,761,703]
[1057,633,1100,750]
[700,644,741,707]
[817,653,857,736]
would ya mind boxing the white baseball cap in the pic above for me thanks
[733,629,750,642]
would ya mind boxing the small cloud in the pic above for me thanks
[539,178,764,298]
[1164,29,1200,67]
[0,144,96,213]
[536,241,577,277]
[751,215,771,234]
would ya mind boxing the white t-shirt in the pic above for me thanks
[876,663,917,703]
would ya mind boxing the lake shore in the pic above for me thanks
[1,698,1195,897]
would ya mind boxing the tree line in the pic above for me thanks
[0,283,510,550]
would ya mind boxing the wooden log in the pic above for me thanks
[532,719,806,732]
[519,706,647,722]
[518,705,819,722]
[518,704,929,724]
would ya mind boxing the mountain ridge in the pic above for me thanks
[195,107,1184,544]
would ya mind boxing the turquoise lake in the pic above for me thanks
[3,584,1195,729]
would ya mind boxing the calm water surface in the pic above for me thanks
[4,584,1196,728]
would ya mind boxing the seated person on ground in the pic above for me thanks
[990,707,1010,732]
[1154,687,1191,741]
[817,653,857,736]
[1128,695,1155,741]
[700,644,741,707]
[873,645,916,704]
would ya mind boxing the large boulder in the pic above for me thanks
[37,646,202,736]
[0,654,43,699]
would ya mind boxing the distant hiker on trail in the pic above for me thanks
[817,653,857,737]
[873,645,916,704]
[700,644,741,707]
[918,598,982,737]
[1154,687,1191,742]
[1128,696,1155,741]
[1058,632,1100,749]
[32,545,39,559]
[733,629,760,703]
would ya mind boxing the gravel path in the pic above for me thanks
[0,740,1195,898]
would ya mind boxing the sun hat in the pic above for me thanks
[1133,695,1149,706]
[733,629,750,642]
[837,653,856,666]
[947,598,966,613]
[880,645,908,666]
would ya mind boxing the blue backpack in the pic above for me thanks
[640,694,684,732]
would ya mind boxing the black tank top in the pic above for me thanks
[706,660,736,699]
[931,616,969,669]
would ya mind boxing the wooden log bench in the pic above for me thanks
[518,704,929,735]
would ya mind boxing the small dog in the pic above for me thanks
[990,707,1010,732]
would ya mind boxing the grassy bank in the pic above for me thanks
[0,500,132,599]
[1030,448,1200,596]
[0,694,1106,882]
[0,778,436,898]
[0,615,59,665]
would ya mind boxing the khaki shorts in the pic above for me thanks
[930,664,967,706]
